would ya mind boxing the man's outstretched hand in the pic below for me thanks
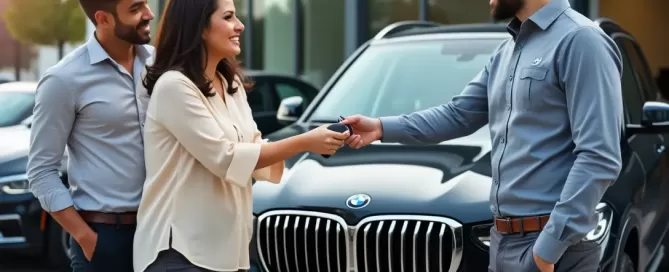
[339,115,383,149]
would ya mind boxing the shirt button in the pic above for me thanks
[493,179,498,184]
[508,75,513,81]
[500,138,505,143]
[141,123,145,127]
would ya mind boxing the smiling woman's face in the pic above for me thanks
[202,0,245,58]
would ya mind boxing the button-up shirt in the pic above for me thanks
[133,71,284,271]
[27,35,154,213]
[379,0,623,264]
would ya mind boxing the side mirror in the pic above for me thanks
[626,101,669,135]
[276,96,304,125]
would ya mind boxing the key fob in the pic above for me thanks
[321,122,352,158]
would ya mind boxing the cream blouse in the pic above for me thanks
[133,70,284,271]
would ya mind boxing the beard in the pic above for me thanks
[113,15,151,44]
[492,0,525,21]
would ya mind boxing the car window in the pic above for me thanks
[308,38,502,142]
[275,83,304,101]
[247,82,274,112]
[622,40,657,101]
[615,38,644,125]
[0,91,34,127]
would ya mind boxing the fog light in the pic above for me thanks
[583,202,613,243]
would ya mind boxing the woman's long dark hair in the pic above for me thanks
[143,0,250,97]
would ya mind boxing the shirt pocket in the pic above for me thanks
[517,67,549,111]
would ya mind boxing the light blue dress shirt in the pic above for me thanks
[379,0,623,263]
[27,35,154,213]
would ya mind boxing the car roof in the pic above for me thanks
[244,69,299,79]
[0,81,38,93]
[370,19,627,45]
[388,23,510,38]
[367,22,512,46]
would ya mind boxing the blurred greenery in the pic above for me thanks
[0,0,36,72]
[3,0,86,60]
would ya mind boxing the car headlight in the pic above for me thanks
[0,173,30,194]
[472,202,613,248]
[583,202,613,244]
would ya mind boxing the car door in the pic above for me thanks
[624,36,669,262]
[613,35,669,267]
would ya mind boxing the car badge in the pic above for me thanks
[346,193,371,209]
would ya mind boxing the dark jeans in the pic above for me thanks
[69,222,136,272]
[144,248,248,272]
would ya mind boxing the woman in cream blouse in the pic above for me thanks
[133,0,350,271]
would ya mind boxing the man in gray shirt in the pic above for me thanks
[342,0,623,271]
[27,0,154,271]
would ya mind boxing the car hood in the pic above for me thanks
[253,128,495,225]
[0,125,31,163]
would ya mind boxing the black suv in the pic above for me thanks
[249,19,669,272]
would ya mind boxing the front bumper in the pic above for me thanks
[248,202,615,272]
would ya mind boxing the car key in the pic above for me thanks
[321,116,353,158]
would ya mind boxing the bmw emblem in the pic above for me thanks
[346,194,371,209]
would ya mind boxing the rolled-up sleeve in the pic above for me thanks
[27,72,76,212]
[154,75,260,187]
[251,129,284,183]
[533,27,624,263]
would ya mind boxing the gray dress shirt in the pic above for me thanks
[379,0,623,264]
[27,35,154,213]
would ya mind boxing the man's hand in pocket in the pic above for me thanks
[78,231,98,261]
[533,252,555,272]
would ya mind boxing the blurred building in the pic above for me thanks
[23,0,665,88]
[148,0,666,90]
[149,0,499,89]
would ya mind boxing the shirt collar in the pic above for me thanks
[506,0,571,38]
[86,32,152,65]
[529,0,570,30]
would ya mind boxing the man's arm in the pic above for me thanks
[378,56,492,144]
[533,27,624,264]
[27,73,95,243]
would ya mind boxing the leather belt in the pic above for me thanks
[79,211,137,225]
[494,214,550,234]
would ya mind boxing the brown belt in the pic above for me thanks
[494,214,550,234]
[79,211,137,225]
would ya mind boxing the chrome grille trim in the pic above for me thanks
[354,215,463,272]
[256,211,463,272]
[257,210,350,272]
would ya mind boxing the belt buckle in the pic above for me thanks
[500,217,512,234]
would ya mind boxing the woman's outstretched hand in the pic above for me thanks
[301,124,350,156]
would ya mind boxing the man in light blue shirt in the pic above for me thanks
[342,0,623,271]
[27,0,154,271]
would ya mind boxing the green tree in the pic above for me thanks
[3,0,86,60]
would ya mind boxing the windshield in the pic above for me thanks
[309,37,503,130]
[0,91,35,127]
